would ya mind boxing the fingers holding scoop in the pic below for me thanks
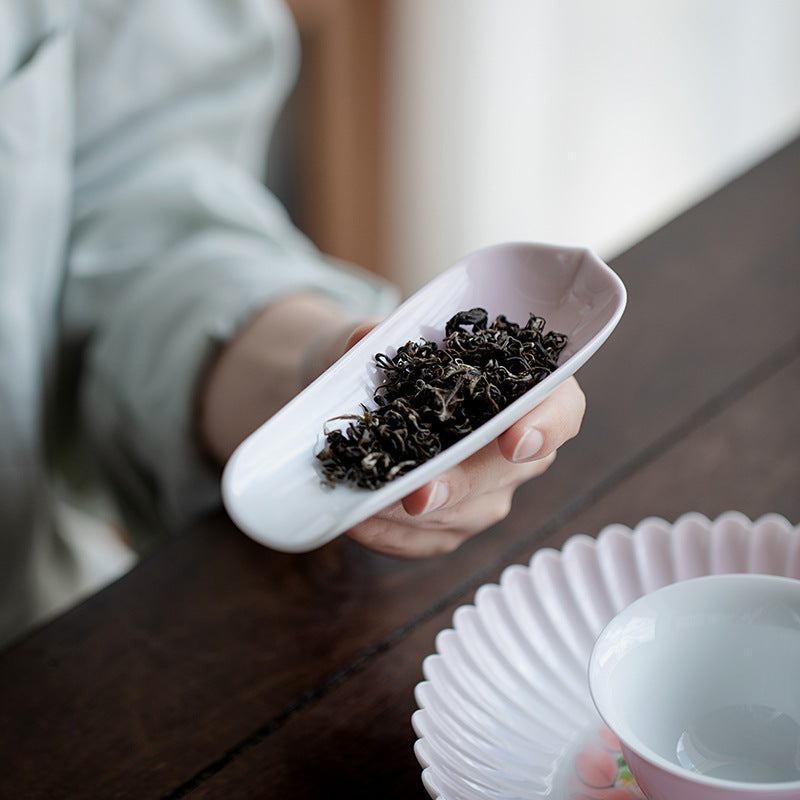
[401,376,585,512]
[346,377,586,558]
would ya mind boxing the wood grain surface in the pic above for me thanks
[1,137,798,800]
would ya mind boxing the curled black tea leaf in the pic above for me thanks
[316,308,568,490]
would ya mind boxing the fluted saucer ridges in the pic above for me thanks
[412,512,800,799]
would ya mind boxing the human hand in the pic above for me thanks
[200,301,585,559]
[339,325,586,558]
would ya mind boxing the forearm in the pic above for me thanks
[197,292,360,464]
[61,0,397,533]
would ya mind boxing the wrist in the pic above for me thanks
[197,293,355,463]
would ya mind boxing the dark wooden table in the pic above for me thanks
[2,137,799,800]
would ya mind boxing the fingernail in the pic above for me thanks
[512,428,545,462]
[423,480,450,513]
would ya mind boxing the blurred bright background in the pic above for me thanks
[279,0,800,296]
[383,0,800,294]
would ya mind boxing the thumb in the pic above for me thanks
[303,318,383,386]
[343,319,381,352]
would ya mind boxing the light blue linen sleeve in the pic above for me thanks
[61,0,398,534]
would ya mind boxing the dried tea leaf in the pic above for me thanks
[316,308,567,489]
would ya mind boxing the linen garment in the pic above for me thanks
[0,0,396,647]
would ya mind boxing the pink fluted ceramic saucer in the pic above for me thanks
[412,512,800,799]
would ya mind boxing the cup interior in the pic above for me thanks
[589,574,800,785]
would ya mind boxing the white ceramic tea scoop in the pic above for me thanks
[222,242,626,552]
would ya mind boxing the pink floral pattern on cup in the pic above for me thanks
[568,726,646,799]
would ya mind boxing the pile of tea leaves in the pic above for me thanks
[316,308,568,489]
